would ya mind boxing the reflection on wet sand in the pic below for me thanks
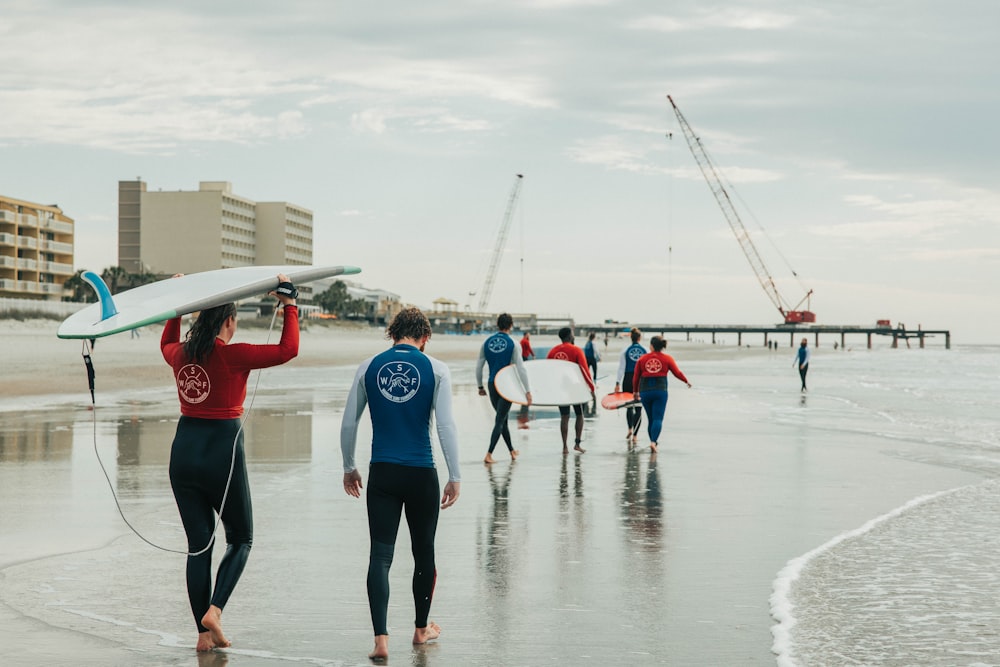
[619,450,664,552]
[0,412,73,463]
[478,463,516,596]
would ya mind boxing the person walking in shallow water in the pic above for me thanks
[547,327,595,454]
[477,313,532,463]
[794,337,811,392]
[615,327,646,447]
[161,274,299,652]
[633,336,691,453]
[341,308,461,662]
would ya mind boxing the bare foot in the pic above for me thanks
[510,449,519,460]
[562,447,569,455]
[483,453,496,464]
[196,631,215,652]
[574,445,586,454]
[200,606,231,650]
[369,634,389,660]
[650,442,658,453]
[413,621,441,645]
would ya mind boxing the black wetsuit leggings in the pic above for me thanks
[487,384,514,454]
[623,371,642,435]
[366,462,440,636]
[169,416,252,634]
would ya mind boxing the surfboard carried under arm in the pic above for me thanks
[494,358,594,406]
[601,391,640,410]
[57,264,360,339]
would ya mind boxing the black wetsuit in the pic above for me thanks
[169,417,252,633]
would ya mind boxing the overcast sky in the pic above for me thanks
[2,0,997,343]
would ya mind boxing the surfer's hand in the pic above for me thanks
[478,387,487,396]
[272,273,297,305]
[344,470,363,498]
[171,273,184,279]
[686,382,692,389]
[525,391,532,406]
[441,481,460,509]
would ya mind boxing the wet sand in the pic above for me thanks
[0,320,983,665]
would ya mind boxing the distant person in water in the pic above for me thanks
[547,327,595,454]
[795,338,811,391]
[477,313,532,463]
[584,332,600,383]
[520,331,535,361]
[633,336,691,453]
[615,327,647,447]
[341,307,461,662]
[161,273,299,652]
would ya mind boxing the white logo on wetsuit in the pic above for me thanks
[377,361,421,403]
[178,364,211,404]
[628,347,643,361]
[487,336,509,354]
[644,358,663,374]
[553,351,570,360]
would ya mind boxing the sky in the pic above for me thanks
[2,0,998,343]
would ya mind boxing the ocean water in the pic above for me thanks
[761,345,1000,666]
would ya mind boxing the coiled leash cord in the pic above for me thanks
[85,309,279,556]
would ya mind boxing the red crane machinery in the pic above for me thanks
[667,95,815,325]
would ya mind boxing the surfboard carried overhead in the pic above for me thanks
[601,391,640,410]
[493,358,594,406]
[57,264,361,339]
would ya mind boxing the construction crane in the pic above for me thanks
[472,174,524,313]
[667,95,815,324]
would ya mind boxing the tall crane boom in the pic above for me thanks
[667,95,814,324]
[476,174,524,313]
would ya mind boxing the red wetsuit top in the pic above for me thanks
[520,337,534,360]
[161,305,300,419]
[632,351,688,393]
[547,342,595,391]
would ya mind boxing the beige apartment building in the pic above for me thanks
[0,195,75,300]
[118,180,313,276]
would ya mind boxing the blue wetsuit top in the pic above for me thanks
[617,343,647,385]
[341,344,461,482]
[475,331,530,390]
[796,346,811,366]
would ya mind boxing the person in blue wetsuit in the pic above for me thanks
[794,337,811,392]
[476,312,532,464]
[341,307,462,662]
[614,327,647,447]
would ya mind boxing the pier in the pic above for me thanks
[574,323,951,350]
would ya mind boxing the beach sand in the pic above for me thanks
[0,319,984,665]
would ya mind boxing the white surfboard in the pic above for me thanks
[494,359,594,406]
[57,264,360,339]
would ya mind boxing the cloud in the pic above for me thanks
[626,9,798,32]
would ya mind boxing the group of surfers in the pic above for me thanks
[475,314,692,462]
[156,280,693,663]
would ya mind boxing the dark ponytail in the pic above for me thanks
[183,303,237,364]
[650,335,667,352]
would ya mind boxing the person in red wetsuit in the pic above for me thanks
[161,274,299,653]
[632,335,691,453]
[520,331,535,361]
[547,327,595,454]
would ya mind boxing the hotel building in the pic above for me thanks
[118,180,313,276]
[0,195,75,300]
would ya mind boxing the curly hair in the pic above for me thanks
[183,302,237,364]
[496,312,513,330]
[386,307,432,342]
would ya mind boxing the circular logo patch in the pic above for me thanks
[377,361,421,403]
[553,351,570,361]
[628,347,643,361]
[644,358,663,374]
[178,364,211,404]
[487,336,509,354]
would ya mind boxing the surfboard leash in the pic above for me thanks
[84,310,280,557]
